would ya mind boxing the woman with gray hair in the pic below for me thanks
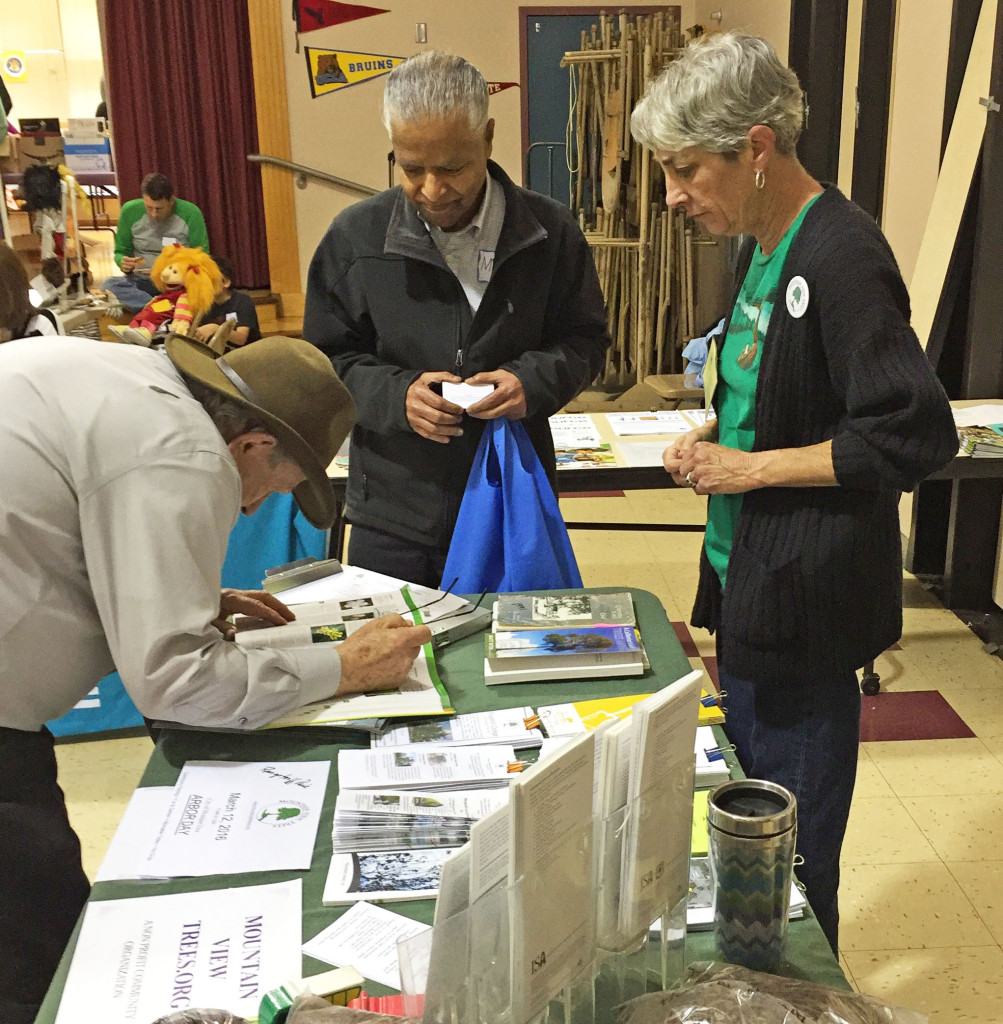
[632,32,956,954]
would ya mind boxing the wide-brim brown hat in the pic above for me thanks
[166,333,356,529]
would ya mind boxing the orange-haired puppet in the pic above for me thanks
[109,245,222,347]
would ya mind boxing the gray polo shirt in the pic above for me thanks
[423,173,506,312]
[131,211,192,268]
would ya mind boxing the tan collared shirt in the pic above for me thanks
[0,338,342,732]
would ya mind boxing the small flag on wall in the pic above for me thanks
[294,0,389,33]
[488,82,519,95]
[306,47,406,98]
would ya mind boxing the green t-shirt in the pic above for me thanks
[705,195,819,588]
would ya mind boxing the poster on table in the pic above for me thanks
[54,880,302,1024]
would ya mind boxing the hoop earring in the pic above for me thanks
[754,169,765,190]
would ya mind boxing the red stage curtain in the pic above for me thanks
[102,0,270,289]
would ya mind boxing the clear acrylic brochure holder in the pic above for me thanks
[595,759,694,1010]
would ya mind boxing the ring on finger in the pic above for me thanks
[685,472,695,487]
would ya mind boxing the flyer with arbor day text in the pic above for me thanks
[142,760,329,877]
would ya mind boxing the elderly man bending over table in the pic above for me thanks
[0,333,430,1023]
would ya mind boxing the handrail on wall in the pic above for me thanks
[247,153,379,197]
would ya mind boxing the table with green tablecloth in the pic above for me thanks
[37,588,848,1023]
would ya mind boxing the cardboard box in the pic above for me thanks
[64,134,112,174]
[0,134,18,174]
[67,117,107,135]
[17,133,65,171]
[6,210,31,234]
[65,150,113,173]
[9,232,40,253]
[18,117,60,134]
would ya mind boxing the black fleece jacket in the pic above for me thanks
[304,161,610,549]
[692,186,957,684]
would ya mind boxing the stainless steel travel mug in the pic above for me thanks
[708,779,797,970]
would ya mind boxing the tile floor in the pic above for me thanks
[54,482,1003,1022]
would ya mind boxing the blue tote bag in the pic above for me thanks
[442,418,583,592]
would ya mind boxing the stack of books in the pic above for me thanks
[957,424,1003,457]
[484,592,648,684]
[694,725,731,788]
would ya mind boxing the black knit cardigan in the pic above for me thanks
[691,185,958,684]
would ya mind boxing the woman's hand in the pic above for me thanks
[213,589,296,640]
[680,439,837,493]
[678,441,762,494]
[663,422,718,486]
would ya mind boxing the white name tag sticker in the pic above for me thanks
[786,276,810,318]
[161,236,178,248]
[226,311,238,322]
[477,249,495,283]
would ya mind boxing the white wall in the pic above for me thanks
[692,0,790,62]
[881,0,952,286]
[282,2,692,286]
[837,0,864,195]
[0,0,102,124]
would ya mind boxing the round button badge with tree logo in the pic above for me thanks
[258,800,310,826]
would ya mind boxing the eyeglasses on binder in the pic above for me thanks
[409,578,490,622]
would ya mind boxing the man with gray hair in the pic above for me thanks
[304,51,610,588]
[0,333,430,1022]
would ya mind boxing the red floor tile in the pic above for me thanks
[671,620,700,658]
[859,690,975,742]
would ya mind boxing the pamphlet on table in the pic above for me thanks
[142,760,329,877]
[323,848,453,903]
[606,410,692,435]
[616,440,675,467]
[332,787,509,853]
[373,707,542,748]
[617,670,703,935]
[338,745,515,791]
[508,729,597,1022]
[94,786,173,882]
[55,880,302,1024]
[303,900,430,990]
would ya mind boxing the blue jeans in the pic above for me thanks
[101,272,159,312]
[718,654,860,955]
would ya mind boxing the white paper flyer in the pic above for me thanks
[143,760,329,877]
[55,880,302,1024]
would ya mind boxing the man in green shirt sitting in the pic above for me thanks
[102,171,210,312]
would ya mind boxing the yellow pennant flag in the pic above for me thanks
[306,47,406,98]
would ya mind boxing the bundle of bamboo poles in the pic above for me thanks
[562,11,697,388]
